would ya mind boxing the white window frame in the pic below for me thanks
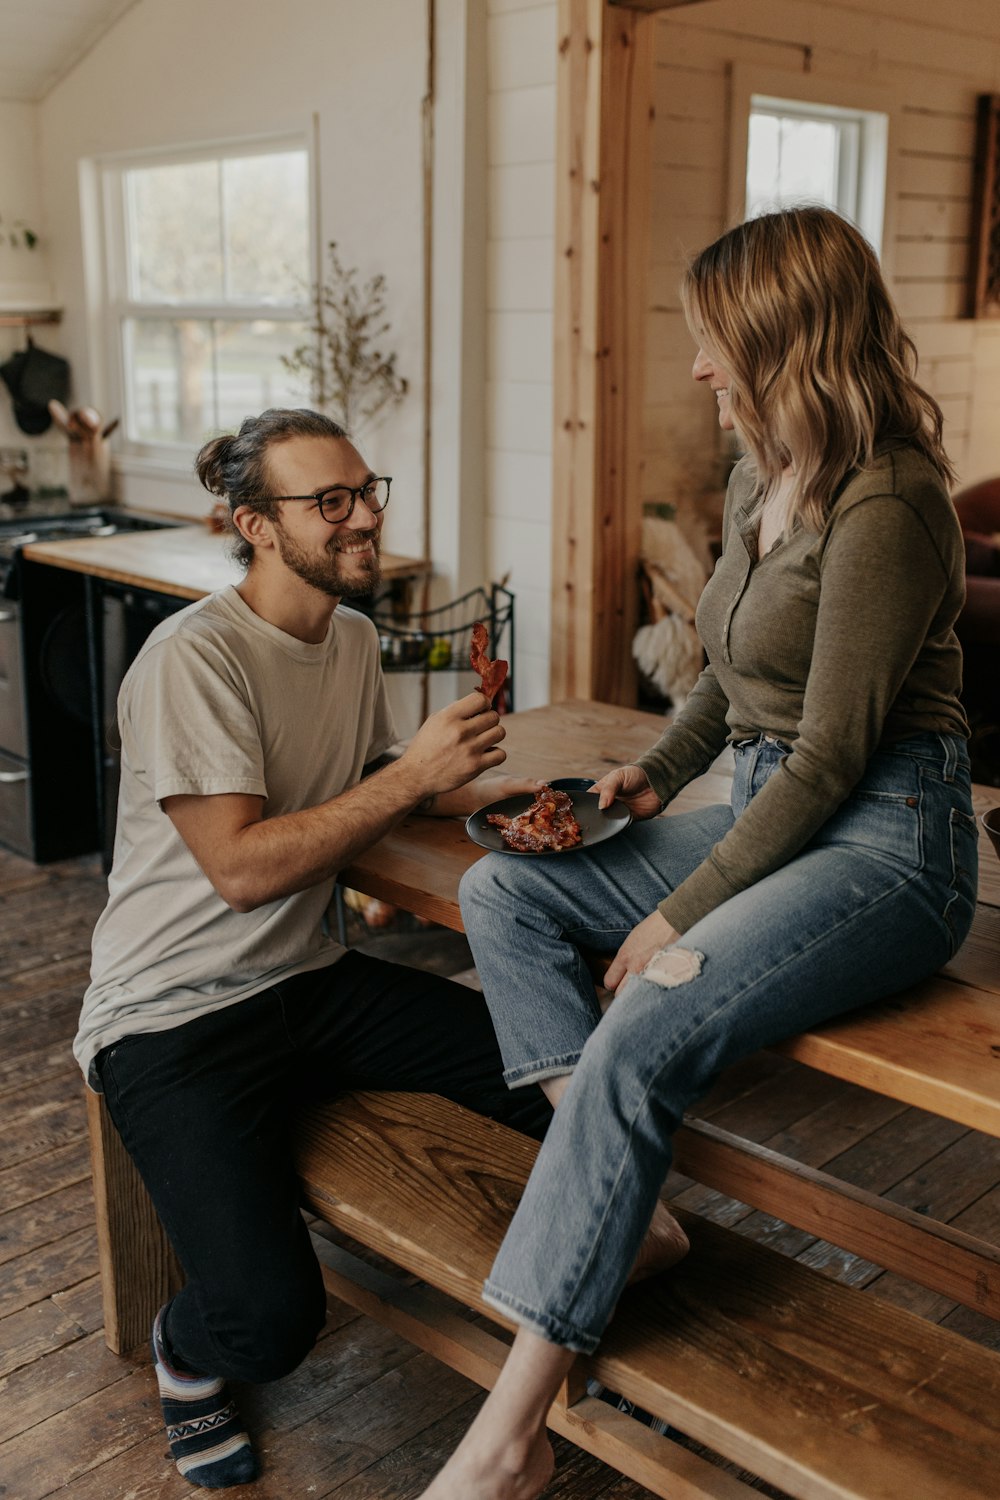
[84,131,316,477]
[728,65,901,273]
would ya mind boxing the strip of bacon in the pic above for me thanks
[487,784,582,852]
[470,620,509,705]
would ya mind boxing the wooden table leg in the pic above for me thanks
[86,1087,182,1354]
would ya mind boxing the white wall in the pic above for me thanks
[645,0,1000,544]
[484,0,557,710]
[0,99,63,465]
[387,0,559,729]
[36,0,428,560]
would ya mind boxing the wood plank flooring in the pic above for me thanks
[2,847,999,1499]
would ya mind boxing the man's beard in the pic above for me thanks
[273,524,383,599]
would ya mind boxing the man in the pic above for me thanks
[75,409,546,1489]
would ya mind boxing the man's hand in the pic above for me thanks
[604,910,679,995]
[590,764,662,821]
[397,691,506,801]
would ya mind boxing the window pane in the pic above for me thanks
[746,112,840,217]
[212,319,309,429]
[125,318,307,444]
[222,152,309,303]
[125,162,223,303]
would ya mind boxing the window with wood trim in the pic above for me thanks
[98,137,312,459]
[745,95,888,254]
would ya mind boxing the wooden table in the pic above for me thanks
[344,698,1000,927]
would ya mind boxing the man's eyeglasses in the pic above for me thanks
[264,477,391,524]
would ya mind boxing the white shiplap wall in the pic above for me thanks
[646,0,1000,539]
[485,0,557,709]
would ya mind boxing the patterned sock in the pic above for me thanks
[152,1306,258,1488]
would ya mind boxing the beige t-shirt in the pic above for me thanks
[74,586,396,1085]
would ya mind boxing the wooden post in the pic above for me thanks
[87,1088,182,1354]
[551,0,654,704]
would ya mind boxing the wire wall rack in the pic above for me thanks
[367,582,515,711]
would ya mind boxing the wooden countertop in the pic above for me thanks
[21,525,432,601]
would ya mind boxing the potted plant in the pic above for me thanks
[282,241,408,433]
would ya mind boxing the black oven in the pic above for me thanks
[98,582,189,868]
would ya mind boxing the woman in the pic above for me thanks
[422,206,978,1500]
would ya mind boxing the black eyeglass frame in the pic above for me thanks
[252,476,392,524]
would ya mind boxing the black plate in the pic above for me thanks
[465,785,632,856]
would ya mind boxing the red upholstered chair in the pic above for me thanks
[952,479,1000,785]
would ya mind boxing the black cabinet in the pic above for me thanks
[18,560,103,861]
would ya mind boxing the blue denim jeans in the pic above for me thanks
[458,732,978,1352]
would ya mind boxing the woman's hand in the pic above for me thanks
[604,910,680,995]
[589,764,662,821]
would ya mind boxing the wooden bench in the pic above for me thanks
[293,1088,1000,1500]
[87,1065,1000,1500]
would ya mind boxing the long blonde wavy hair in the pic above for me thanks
[681,206,954,529]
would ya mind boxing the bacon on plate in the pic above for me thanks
[487,784,582,852]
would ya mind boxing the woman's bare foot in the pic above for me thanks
[419,1426,555,1500]
[628,1198,690,1285]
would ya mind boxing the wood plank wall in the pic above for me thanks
[488,0,1000,706]
[647,0,1000,552]
[550,1,654,705]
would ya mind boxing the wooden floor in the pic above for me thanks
[2,846,1000,1500]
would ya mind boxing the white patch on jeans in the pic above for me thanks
[642,947,704,987]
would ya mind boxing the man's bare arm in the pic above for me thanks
[164,692,504,911]
[363,749,542,820]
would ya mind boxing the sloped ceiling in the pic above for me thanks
[0,0,139,102]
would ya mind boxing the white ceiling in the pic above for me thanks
[0,0,139,103]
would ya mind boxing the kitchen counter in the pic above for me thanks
[21,525,432,601]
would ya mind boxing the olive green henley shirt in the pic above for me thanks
[636,441,968,935]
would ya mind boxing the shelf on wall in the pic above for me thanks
[0,308,62,328]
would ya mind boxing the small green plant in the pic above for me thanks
[282,241,408,434]
[0,216,38,249]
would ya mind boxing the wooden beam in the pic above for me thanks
[87,1088,182,1354]
[675,1117,1000,1319]
[551,1,654,704]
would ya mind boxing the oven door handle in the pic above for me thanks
[0,767,28,783]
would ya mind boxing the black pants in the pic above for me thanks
[96,952,549,1383]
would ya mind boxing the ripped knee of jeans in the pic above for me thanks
[642,946,704,988]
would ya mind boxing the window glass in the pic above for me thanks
[745,96,881,253]
[125,317,308,444]
[126,160,223,303]
[746,113,841,218]
[222,152,308,303]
